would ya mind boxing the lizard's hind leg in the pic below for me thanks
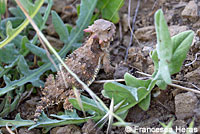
[34,97,50,122]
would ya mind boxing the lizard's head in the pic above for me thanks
[84,19,116,47]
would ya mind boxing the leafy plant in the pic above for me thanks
[96,0,124,23]
[101,9,194,126]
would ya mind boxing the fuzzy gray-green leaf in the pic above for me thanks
[97,0,124,23]
[104,82,139,104]
[169,30,194,74]
[154,9,172,84]
[69,0,97,42]
[138,93,151,111]
[0,113,35,128]
[52,11,69,44]
[0,43,20,64]
[69,95,105,114]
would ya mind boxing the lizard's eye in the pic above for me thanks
[107,28,111,32]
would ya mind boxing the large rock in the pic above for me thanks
[175,92,198,120]
[181,0,198,21]
[134,25,188,41]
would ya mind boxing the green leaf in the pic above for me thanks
[0,0,6,15]
[17,56,44,87]
[26,43,49,62]
[124,73,153,111]
[187,118,195,134]
[154,9,172,84]
[19,36,29,54]
[151,30,194,90]
[151,50,159,77]
[0,43,20,64]
[158,60,171,84]
[0,17,24,31]
[138,93,151,111]
[97,0,124,23]
[115,79,157,114]
[112,122,132,127]
[156,80,167,90]
[104,82,140,104]
[124,73,151,89]
[51,110,79,120]
[0,86,24,117]
[9,7,25,18]
[155,9,172,62]
[0,113,35,128]
[117,109,129,120]
[0,56,20,78]
[69,0,97,42]
[0,56,47,96]
[52,11,69,44]
[0,0,44,48]
[169,30,194,74]
[29,111,101,133]
[69,95,105,115]
[160,119,176,134]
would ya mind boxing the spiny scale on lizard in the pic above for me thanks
[34,19,116,122]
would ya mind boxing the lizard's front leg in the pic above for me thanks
[102,52,114,74]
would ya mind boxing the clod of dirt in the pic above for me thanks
[135,26,155,41]
[128,47,145,71]
[51,125,81,134]
[62,5,77,19]
[18,97,40,120]
[18,128,41,134]
[175,92,198,120]
[46,24,56,36]
[181,0,198,22]
[122,35,130,47]
[82,119,103,134]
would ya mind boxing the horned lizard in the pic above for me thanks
[34,19,116,121]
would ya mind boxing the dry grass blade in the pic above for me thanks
[136,71,200,94]
[73,86,86,117]
[185,53,200,66]
[124,0,141,62]
[94,79,125,83]
[6,123,18,134]
[107,97,114,134]
[15,0,58,71]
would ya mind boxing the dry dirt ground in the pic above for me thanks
[2,0,200,134]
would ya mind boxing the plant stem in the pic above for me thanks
[136,71,200,94]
